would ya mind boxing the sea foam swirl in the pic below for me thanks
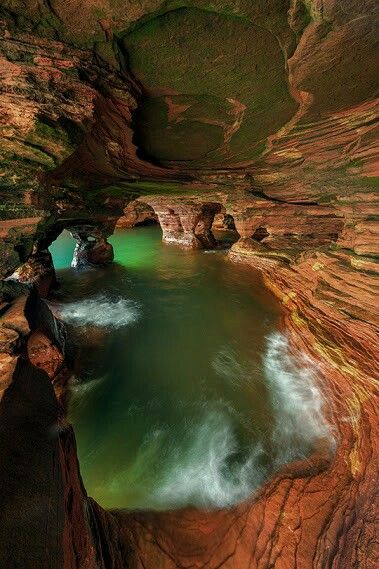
[264,331,335,465]
[59,295,141,328]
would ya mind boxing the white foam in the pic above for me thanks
[105,406,265,510]
[77,331,335,511]
[70,375,106,397]
[150,333,334,509]
[212,346,255,387]
[150,409,265,509]
[264,331,335,466]
[59,295,141,328]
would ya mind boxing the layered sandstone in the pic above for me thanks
[116,200,157,229]
[0,0,378,568]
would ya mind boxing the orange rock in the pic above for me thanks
[27,330,64,378]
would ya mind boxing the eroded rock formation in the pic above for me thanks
[116,200,158,229]
[0,0,378,568]
[70,226,114,268]
[0,293,130,569]
[7,249,57,297]
[137,197,223,248]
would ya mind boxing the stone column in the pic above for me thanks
[153,202,222,249]
[69,226,114,268]
[193,204,222,248]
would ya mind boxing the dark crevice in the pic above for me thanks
[248,188,320,206]
[135,219,158,227]
[252,227,270,242]
[44,0,63,25]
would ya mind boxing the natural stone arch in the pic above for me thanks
[35,219,116,271]
[116,200,158,228]
[212,210,237,231]
[193,202,223,248]
[68,225,114,269]
[138,198,226,249]
[7,218,117,297]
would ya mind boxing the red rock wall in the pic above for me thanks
[0,293,128,569]
[112,239,378,569]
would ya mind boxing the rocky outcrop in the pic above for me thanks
[230,198,346,261]
[0,292,129,569]
[8,249,57,297]
[212,212,236,231]
[0,218,44,282]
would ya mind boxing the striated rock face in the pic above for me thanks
[0,0,378,568]
[139,197,223,249]
[116,200,158,229]
[8,250,57,298]
[0,293,129,569]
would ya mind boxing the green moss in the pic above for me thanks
[135,96,224,162]
[360,176,379,188]
[317,193,337,204]
[0,203,41,220]
[92,7,107,19]
[4,50,34,64]
[61,67,80,79]
[121,1,249,37]
[34,120,61,141]
[22,117,81,165]
[34,10,66,39]
[296,2,312,34]
[348,158,364,168]
[94,180,215,198]
[122,7,296,167]
[15,140,56,168]
[319,20,333,39]
[94,41,119,69]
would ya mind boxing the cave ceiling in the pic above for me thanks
[0,0,378,201]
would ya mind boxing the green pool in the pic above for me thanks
[50,226,330,511]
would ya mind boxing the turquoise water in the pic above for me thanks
[50,227,330,511]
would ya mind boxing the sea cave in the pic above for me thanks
[0,2,378,568]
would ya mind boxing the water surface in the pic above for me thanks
[50,227,330,511]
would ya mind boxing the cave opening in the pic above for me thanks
[211,212,239,248]
[135,218,158,227]
[48,229,76,270]
[251,226,269,242]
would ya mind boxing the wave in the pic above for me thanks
[149,409,265,509]
[212,346,257,387]
[59,295,141,328]
[149,333,334,509]
[264,332,335,466]
[77,332,335,511]
[104,406,266,510]
[70,374,106,397]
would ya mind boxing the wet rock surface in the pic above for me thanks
[0,0,378,567]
